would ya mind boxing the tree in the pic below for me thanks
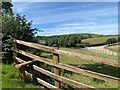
[2,2,38,64]
[15,14,38,42]
[2,2,13,16]
[2,2,13,64]
[118,37,120,42]
[68,35,81,47]
[105,38,117,45]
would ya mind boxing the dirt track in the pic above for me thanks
[85,45,119,56]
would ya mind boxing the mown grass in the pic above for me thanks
[1,64,41,89]
[82,36,118,44]
[40,48,119,88]
[105,45,119,52]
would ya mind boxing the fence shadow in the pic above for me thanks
[69,63,120,78]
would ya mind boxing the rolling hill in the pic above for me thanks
[82,36,119,44]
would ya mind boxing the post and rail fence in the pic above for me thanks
[12,39,120,90]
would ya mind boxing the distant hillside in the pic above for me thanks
[82,36,119,44]
[50,33,106,38]
[36,33,107,47]
[37,33,106,40]
[37,33,119,47]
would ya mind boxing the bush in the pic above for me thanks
[118,37,120,42]
[105,38,117,44]
[76,44,87,48]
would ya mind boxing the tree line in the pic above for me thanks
[37,33,106,47]
[37,34,120,48]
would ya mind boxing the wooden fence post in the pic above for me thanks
[12,39,17,65]
[19,66,25,82]
[53,52,61,88]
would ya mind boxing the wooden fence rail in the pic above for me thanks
[12,40,120,89]
[16,40,119,67]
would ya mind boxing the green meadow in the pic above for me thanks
[105,45,119,52]
[39,47,119,88]
[82,36,118,44]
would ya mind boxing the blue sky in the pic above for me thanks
[12,2,118,36]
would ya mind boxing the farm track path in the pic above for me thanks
[85,45,119,56]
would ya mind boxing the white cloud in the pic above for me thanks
[31,6,117,25]
[37,22,118,36]
[59,23,85,27]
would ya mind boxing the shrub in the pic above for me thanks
[118,37,120,42]
[105,38,117,44]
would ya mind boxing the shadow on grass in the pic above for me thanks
[40,54,53,59]
[69,63,120,78]
[39,52,53,60]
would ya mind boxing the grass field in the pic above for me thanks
[105,45,119,52]
[1,64,42,89]
[40,48,119,88]
[82,36,118,44]
[2,47,119,89]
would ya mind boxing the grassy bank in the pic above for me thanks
[105,45,119,52]
[1,64,41,88]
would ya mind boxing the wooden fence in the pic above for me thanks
[12,40,120,89]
